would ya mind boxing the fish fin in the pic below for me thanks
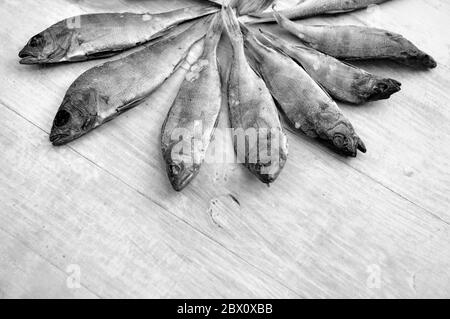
[221,6,243,44]
[85,50,123,60]
[323,9,356,15]
[115,97,145,114]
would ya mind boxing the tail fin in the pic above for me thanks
[256,29,294,55]
[221,6,243,45]
[272,7,290,28]
[180,13,215,40]
[188,5,221,17]
[237,0,276,15]
[238,21,251,36]
[204,13,223,52]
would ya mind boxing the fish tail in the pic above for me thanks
[241,26,277,76]
[273,9,309,42]
[237,0,276,15]
[255,29,295,58]
[194,4,222,16]
[242,26,270,58]
[204,13,223,52]
[272,8,290,28]
[221,6,243,46]
[257,29,283,49]
[178,14,214,43]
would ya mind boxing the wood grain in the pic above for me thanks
[0,0,449,298]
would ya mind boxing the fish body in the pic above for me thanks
[49,17,212,146]
[19,6,218,64]
[258,30,401,104]
[222,7,288,184]
[242,26,366,157]
[230,0,276,15]
[161,15,223,191]
[274,11,436,68]
[246,0,391,23]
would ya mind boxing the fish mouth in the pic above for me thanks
[332,136,367,158]
[18,49,39,64]
[368,79,402,101]
[166,162,199,192]
[49,133,70,146]
[247,162,283,185]
[350,137,367,157]
[422,54,437,69]
[170,173,195,192]
[402,53,437,69]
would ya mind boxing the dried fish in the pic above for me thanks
[242,26,366,157]
[222,7,288,184]
[231,0,276,15]
[246,0,391,23]
[274,11,437,69]
[49,17,212,146]
[19,5,218,64]
[257,30,401,104]
[161,15,223,191]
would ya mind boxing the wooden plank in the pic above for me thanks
[319,0,450,221]
[262,0,450,220]
[0,229,98,299]
[0,0,449,298]
[0,105,296,298]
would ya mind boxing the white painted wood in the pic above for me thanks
[0,105,296,298]
[0,0,449,298]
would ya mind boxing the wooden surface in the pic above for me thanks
[0,0,449,299]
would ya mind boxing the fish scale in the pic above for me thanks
[256,30,401,104]
[161,14,224,191]
[273,10,437,69]
[49,16,213,146]
[245,0,392,23]
[19,5,218,64]
[222,6,288,184]
[241,25,366,157]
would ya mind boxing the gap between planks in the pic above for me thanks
[2,95,447,229]
[0,224,101,298]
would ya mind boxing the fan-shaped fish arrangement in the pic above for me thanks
[19,0,436,191]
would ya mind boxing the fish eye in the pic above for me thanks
[169,163,182,176]
[54,110,71,127]
[30,35,44,48]
[333,134,345,147]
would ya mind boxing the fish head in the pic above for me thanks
[246,132,288,185]
[166,160,200,192]
[247,162,283,185]
[50,89,98,146]
[417,53,437,69]
[163,141,202,192]
[399,50,437,69]
[19,23,73,64]
[365,78,402,102]
[328,123,366,157]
